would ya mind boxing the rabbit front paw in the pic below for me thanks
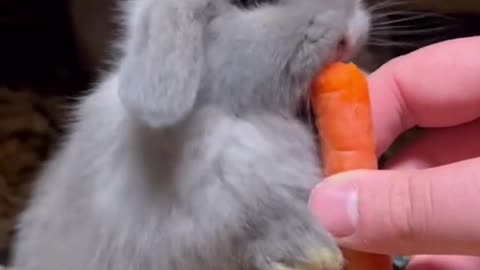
[243,203,344,270]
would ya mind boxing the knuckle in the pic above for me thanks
[386,172,427,243]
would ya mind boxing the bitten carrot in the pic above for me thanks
[311,62,392,270]
[311,62,377,175]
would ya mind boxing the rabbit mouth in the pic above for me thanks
[294,37,361,135]
[296,92,319,136]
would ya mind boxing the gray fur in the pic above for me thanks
[12,0,370,269]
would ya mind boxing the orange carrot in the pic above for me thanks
[311,62,392,270]
[312,62,377,175]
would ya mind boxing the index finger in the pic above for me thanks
[368,37,480,155]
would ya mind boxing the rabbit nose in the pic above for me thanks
[334,36,353,62]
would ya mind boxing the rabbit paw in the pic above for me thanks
[271,249,344,270]
[243,203,344,270]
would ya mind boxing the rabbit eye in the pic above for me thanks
[232,0,278,9]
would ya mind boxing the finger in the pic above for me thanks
[407,255,480,270]
[385,119,480,169]
[308,158,480,255]
[368,37,480,155]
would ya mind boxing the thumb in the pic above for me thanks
[308,158,480,256]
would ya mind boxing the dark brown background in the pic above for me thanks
[0,0,89,96]
[0,0,480,97]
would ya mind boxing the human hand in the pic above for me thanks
[308,37,480,269]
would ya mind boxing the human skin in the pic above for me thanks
[309,36,480,270]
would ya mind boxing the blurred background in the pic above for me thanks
[0,0,480,268]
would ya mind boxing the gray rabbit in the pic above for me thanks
[12,0,371,269]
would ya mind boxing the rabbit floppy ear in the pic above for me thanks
[118,0,206,128]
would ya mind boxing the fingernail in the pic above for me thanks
[308,176,358,238]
